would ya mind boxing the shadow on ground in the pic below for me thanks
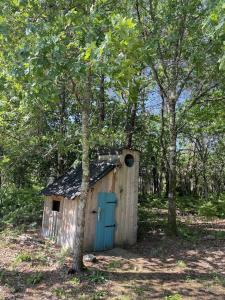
[1,215,225,299]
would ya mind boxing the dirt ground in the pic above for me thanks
[1,215,225,300]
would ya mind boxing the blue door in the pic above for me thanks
[95,192,117,251]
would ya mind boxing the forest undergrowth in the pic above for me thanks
[1,190,225,299]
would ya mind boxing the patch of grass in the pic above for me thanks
[13,250,49,267]
[132,286,145,295]
[210,272,225,286]
[26,272,43,285]
[91,290,108,300]
[107,259,122,269]
[0,226,25,239]
[149,246,165,257]
[176,260,187,268]
[213,231,225,239]
[87,271,107,284]
[0,270,19,287]
[52,287,67,299]
[55,247,70,266]
[14,251,33,263]
[34,252,48,265]
[69,276,80,286]
[178,225,200,242]
[165,294,183,300]
[0,270,5,282]
[185,274,195,282]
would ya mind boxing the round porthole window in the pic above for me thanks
[124,154,134,167]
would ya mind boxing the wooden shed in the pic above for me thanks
[41,148,140,252]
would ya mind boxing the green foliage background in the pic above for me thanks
[0,187,43,228]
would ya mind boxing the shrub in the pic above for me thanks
[178,225,200,242]
[14,251,33,263]
[26,272,43,285]
[216,194,225,218]
[198,201,217,218]
[139,194,167,209]
[0,187,43,228]
[87,271,107,283]
[198,193,225,218]
[176,195,200,212]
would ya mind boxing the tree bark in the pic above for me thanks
[72,70,91,272]
[126,99,138,148]
[167,97,177,235]
[202,161,208,199]
[0,146,2,187]
[159,94,167,196]
[57,83,66,176]
[99,74,105,122]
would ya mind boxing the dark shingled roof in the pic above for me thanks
[41,161,116,199]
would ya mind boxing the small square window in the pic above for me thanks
[52,200,60,212]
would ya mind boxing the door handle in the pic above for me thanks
[97,207,101,222]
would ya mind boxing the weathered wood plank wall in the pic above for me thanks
[115,149,140,246]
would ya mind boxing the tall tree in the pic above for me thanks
[72,68,92,271]
[134,0,223,234]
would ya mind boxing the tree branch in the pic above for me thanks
[150,63,168,99]
[177,67,194,99]
[178,82,218,120]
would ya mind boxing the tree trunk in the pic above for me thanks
[72,70,91,272]
[192,162,199,196]
[58,83,66,176]
[151,155,159,195]
[202,161,208,199]
[99,74,105,122]
[167,98,177,235]
[165,171,169,198]
[0,146,3,187]
[126,99,138,148]
[159,94,167,196]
